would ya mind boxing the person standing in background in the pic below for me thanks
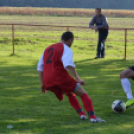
[89,8,109,59]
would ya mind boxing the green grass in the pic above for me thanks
[1,15,134,134]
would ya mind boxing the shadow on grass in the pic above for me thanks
[9,53,21,57]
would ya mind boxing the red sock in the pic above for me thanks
[81,94,96,119]
[67,94,86,116]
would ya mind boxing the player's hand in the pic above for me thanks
[91,26,96,29]
[41,84,47,94]
[76,78,86,85]
[94,27,98,32]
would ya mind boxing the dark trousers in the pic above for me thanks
[97,30,108,57]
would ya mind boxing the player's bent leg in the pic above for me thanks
[120,69,134,79]
[74,84,106,123]
[66,93,87,120]
[120,68,134,108]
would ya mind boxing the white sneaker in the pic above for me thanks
[90,117,106,123]
[80,115,88,120]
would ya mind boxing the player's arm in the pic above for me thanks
[89,16,96,29]
[67,66,86,85]
[38,71,43,86]
[37,53,47,93]
[62,45,85,85]
[37,54,44,85]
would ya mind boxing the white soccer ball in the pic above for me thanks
[112,100,126,113]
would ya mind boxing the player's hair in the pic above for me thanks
[96,8,101,12]
[61,31,74,41]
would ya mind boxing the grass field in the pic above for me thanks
[1,15,134,134]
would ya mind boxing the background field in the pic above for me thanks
[1,15,134,59]
[0,15,134,134]
[1,7,134,17]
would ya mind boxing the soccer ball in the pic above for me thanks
[112,100,126,113]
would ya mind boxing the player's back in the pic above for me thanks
[43,43,69,88]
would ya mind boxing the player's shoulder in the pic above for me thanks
[46,42,63,50]
[63,44,73,53]
[101,14,106,18]
[52,42,63,47]
[92,15,97,19]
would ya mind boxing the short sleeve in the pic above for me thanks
[62,44,75,69]
[37,52,44,71]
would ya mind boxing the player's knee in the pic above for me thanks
[80,91,87,97]
[75,88,87,97]
[120,71,126,79]
[101,39,105,44]
[82,90,87,95]
[78,92,86,97]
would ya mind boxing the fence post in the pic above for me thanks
[124,29,127,60]
[67,26,69,31]
[12,24,15,55]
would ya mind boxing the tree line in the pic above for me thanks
[0,0,134,9]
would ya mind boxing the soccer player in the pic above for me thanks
[89,8,109,59]
[120,67,134,108]
[37,31,105,123]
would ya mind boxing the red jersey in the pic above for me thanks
[43,43,75,89]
